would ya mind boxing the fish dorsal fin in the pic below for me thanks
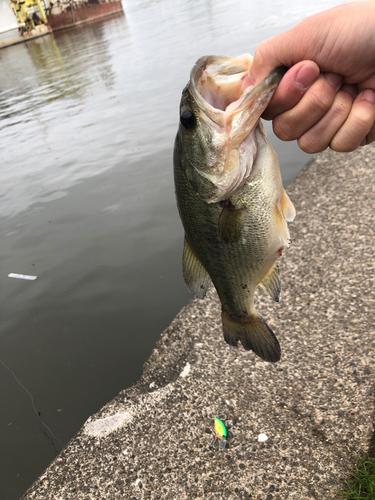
[259,264,281,302]
[280,188,296,222]
[218,202,245,242]
[183,236,211,299]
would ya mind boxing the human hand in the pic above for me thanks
[250,1,375,153]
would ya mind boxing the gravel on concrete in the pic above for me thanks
[22,145,375,500]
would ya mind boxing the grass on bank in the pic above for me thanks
[339,456,375,499]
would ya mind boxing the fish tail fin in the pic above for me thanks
[222,312,281,362]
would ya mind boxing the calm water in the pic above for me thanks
[0,0,351,498]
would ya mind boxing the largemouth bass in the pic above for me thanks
[173,54,295,362]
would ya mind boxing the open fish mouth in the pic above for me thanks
[189,54,286,145]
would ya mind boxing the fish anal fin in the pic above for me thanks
[280,188,296,222]
[259,264,281,302]
[183,237,210,299]
[218,202,245,242]
[222,312,281,362]
[275,203,291,247]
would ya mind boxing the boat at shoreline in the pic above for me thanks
[0,0,124,49]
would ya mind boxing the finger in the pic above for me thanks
[339,84,358,101]
[348,74,375,92]
[365,121,375,145]
[250,26,316,85]
[329,90,375,152]
[249,9,336,86]
[250,35,292,85]
[262,61,320,120]
[272,72,343,142]
[297,88,354,153]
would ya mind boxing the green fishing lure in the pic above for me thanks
[213,417,228,450]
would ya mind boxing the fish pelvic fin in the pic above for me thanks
[258,264,281,302]
[218,202,245,242]
[280,188,296,222]
[183,236,211,299]
[222,312,281,362]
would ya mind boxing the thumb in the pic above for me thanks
[249,2,347,84]
[250,30,298,85]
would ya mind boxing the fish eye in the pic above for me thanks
[180,109,196,129]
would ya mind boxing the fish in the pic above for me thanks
[173,54,295,362]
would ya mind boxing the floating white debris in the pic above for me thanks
[8,273,37,281]
[180,362,191,378]
[258,433,268,442]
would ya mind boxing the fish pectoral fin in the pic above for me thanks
[222,312,281,362]
[218,203,245,242]
[258,264,281,302]
[182,236,211,299]
[280,188,296,222]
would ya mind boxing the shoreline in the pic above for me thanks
[22,145,375,499]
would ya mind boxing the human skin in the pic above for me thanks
[249,0,375,153]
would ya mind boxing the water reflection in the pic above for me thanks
[0,21,127,219]
[0,23,119,122]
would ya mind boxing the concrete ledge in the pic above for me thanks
[22,145,375,499]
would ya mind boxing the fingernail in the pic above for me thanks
[323,72,343,88]
[362,89,375,103]
[294,65,319,89]
[341,84,357,99]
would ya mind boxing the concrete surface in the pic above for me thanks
[22,145,375,499]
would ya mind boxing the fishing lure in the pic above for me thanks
[211,416,228,450]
